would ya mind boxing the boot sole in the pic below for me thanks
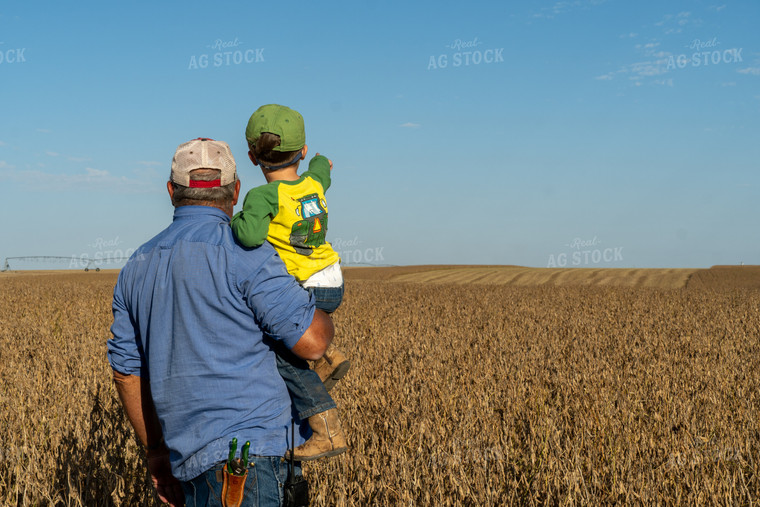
[322,360,351,392]
[290,446,348,461]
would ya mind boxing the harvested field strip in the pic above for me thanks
[686,266,760,290]
[388,266,698,288]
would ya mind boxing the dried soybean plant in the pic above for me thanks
[1,268,758,505]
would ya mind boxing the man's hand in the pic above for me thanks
[315,153,333,171]
[147,447,185,506]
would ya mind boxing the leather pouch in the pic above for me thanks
[221,468,248,507]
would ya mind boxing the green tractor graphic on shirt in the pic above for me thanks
[289,193,328,256]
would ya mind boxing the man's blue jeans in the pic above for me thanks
[181,457,302,506]
[275,285,343,419]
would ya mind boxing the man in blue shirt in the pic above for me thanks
[108,138,334,506]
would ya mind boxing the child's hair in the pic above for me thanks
[250,133,302,171]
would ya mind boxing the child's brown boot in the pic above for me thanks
[286,408,347,461]
[312,345,350,392]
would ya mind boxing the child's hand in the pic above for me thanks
[316,153,333,171]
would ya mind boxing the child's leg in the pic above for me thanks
[306,285,351,390]
[276,346,347,460]
[307,284,343,314]
[272,283,344,417]
[274,344,336,420]
[278,284,349,460]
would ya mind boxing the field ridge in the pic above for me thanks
[345,264,760,289]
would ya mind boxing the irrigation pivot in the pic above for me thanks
[1,256,129,272]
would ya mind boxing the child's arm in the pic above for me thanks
[231,186,279,248]
[302,153,333,191]
[315,153,333,171]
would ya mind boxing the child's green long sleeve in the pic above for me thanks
[231,184,279,248]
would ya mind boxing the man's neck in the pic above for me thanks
[175,202,233,218]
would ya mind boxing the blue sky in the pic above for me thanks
[1,0,758,270]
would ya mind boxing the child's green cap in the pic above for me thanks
[245,104,305,152]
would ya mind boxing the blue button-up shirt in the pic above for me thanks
[108,206,314,481]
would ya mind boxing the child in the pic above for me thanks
[231,104,350,460]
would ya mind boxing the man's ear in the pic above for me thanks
[232,179,241,206]
[248,151,259,166]
[301,144,308,159]
[167,181,175,204]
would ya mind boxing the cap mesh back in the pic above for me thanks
[171,139,236,186]
[204,145,236,176]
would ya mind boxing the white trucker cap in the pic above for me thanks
[170,138,237,188]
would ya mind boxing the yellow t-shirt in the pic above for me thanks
[231,155,340,281]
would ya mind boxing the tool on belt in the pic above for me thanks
[283,420,309,507]
[222,437,250,507]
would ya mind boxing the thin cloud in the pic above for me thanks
[41,151,91,162]
[532,0,607,19]
[653,11,701,34]
[85,167,109,177]
[603,57,671,84]
[44,151,91,162]
[627,60,669,78]
[675,11,692,25]
[400,122,421,128]
[0,166,159,193]
[597,38,673,86]
[737,67,760,76]
[0,160,13,169]
[36,128,52,134]
[637,42,661,53]
[133,161,163,180]
[0,140,6,146]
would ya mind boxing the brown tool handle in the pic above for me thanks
[222,468,248,507]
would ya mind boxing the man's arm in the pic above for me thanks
[111,279,182,506]
[290,308,334,360]
[112,370,184,506]
[112,370,164,449]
